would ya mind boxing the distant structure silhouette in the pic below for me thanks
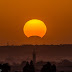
[33,48,36,66]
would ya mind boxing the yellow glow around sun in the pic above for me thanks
[23,19,47,38]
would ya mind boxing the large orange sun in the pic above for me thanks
[23,19,47,38]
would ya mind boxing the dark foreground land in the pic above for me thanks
[0,60,72,72]
[0,44,72,72]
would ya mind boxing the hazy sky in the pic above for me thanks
[0,0,72,45]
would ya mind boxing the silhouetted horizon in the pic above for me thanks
[0,44,72,62]
[1,44,72,46]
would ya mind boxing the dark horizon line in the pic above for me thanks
[0,44,72,46]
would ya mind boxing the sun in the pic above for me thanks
[23,19,47,38]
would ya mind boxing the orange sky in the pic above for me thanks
[0,0,72,45]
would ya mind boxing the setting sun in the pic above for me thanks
[23,19,47,38]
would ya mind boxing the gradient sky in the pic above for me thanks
[0,0,72,45]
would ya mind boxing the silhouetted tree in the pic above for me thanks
[0,64,2,70]
[41,62,56,72]
[15,71,18,72]
[29,60,35,72]
[2,63,11,72]
[51,64,56,72]
[46,62,51,72]
[23,62,30,72]
[41,62,51,72]
[60,71,64,72]
[21,61,26,67]
[41,65,46,72]
[0,64,2,72]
